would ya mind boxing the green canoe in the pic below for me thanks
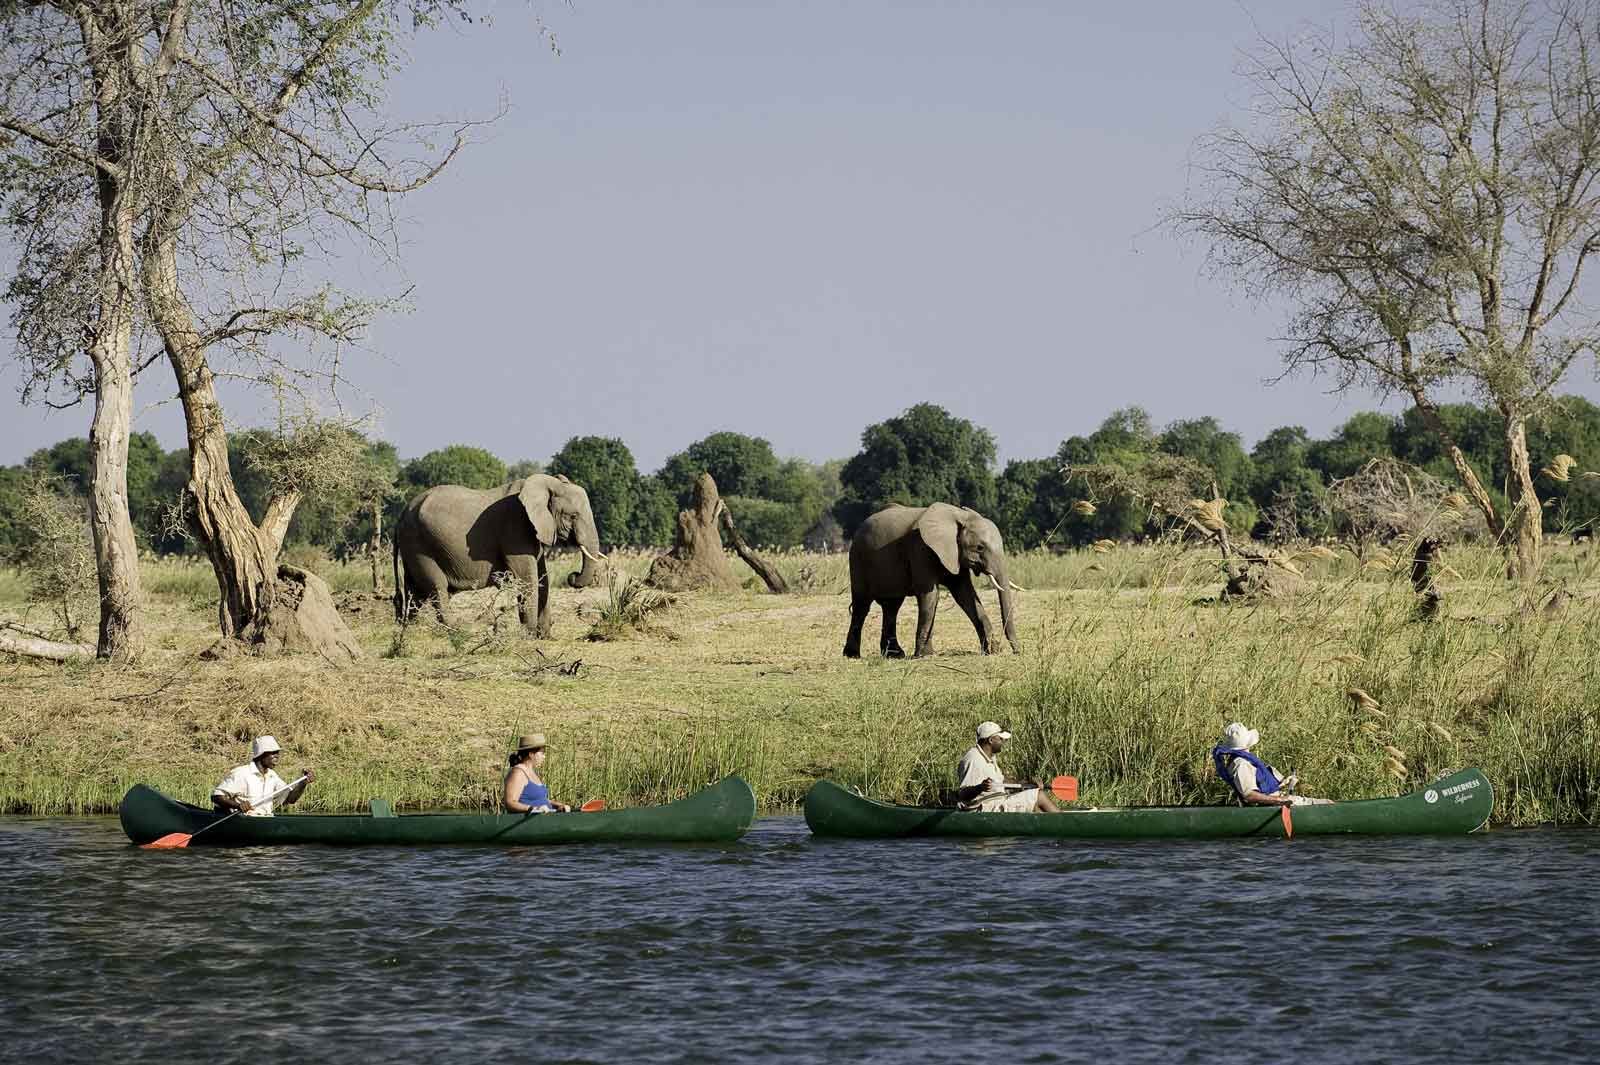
[804,768,1493,839]
[121,775,757,847]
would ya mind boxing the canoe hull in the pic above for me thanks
[804,769,1493,839]
[121,776,757,846]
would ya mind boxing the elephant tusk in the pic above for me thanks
[1008,580,1027,592]
[580,544,607,563]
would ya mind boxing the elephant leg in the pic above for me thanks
[844,596,871,657]
[506,556,547,637]
[534,557,552,639]
[405,555,451,624]
[949,577,996,653]
[879,597,906,658]
[912,588,940,657]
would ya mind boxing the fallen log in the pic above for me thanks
[0,625,95,662]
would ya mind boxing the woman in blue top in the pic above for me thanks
[503,733,571,813]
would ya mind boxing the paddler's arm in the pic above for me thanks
[955,777,1002,804]
[1241,789,1293,807]
[280,769,315,807]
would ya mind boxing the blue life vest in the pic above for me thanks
[517,776,552,810]
[1211,746,1281,800]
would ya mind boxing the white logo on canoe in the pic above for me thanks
[1424,789,1438,804]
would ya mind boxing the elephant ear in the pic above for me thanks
[914,503,964,576]
[517,477,558,547]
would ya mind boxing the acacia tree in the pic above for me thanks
[2,0,516,653]
[1174,0,1600,579]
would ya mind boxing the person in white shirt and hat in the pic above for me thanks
[211,736,314,816]
[1211,722,1331,807]
[955,721,1060,813]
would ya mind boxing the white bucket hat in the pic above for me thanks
[251,735,283,760]
[1219,722,1258,750]
[976,721,1013,742]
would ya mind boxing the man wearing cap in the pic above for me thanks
[212,736,314,817]
[955,721,1060,813]
[1211,722,1331,807]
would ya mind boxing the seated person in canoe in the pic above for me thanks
[211,735,314,816]
[955,721,1060,813]
[1212,722,1331,807]
[504,733,571,814]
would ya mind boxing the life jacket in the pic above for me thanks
[1211,746,1281,800]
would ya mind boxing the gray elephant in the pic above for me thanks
[843,503,1021,658]
[393,474,605,637]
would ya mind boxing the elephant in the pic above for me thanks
[393,474,605,637]
[843,502,1021,659]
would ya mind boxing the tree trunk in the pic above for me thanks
[718,504,789,594]
[1408,387,1504,540]
[369,499,383,593]
[1503,416,1543,581]
[0,627,95,662]
[646,474,740,592]
[83,41,142,661]
[144,233,358,658]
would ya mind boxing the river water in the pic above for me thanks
[1,816,1595,1064]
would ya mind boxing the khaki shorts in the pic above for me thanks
[976,788,1040,813]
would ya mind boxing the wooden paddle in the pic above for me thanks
[142,774,309,849]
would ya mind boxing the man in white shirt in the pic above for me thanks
[212,736,314,817]
[955,721,1059,813]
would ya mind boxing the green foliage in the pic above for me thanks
[585,575,675,642]
[658,431,782,504]
[4,473,97,637]
[549,436,645,549]
[1308,412,1399,482]
[1157,416,1253,502]
[400,445,507,496]
[835,403,998,535]
[627,475,678,547]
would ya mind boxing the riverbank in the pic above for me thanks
[2,545,1597,824]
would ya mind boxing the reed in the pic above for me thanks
[2,545,1598,824]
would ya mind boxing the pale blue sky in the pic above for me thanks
[6,1,1596,470]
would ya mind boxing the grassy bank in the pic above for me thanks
[2,543,1598,825]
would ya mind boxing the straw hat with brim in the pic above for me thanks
[1219,722,1259,750]
[514,733,549,754]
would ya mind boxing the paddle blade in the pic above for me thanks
[579,799,606,813]
[141,832,193,850]
[1048,775,1079,802]
[1280,804,1293,839]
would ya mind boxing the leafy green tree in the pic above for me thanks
[835,404,998,535]
[1248,426,1330,539]
[659,431,782,505]
[995,458,1060,548]
[1307,413,1398,483]
[626,476,678,547]
[506,459,544,480]
[549,436,643,548]
[400,446,508,496]
[1157,417,1253,503]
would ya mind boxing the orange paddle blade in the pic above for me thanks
[1048,775,1079,802]
[579,799,606,812]
[141,833,193,850]
[1280,805,1294,839]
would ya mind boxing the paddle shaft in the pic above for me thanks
[199,774,309,839]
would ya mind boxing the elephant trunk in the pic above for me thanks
[992,560,1020,653]
[567,523,605,589]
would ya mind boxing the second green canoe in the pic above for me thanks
[121,775,757,847]
[804,768,1493,839]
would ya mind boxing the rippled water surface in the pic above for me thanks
[2,817,1597,1064]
